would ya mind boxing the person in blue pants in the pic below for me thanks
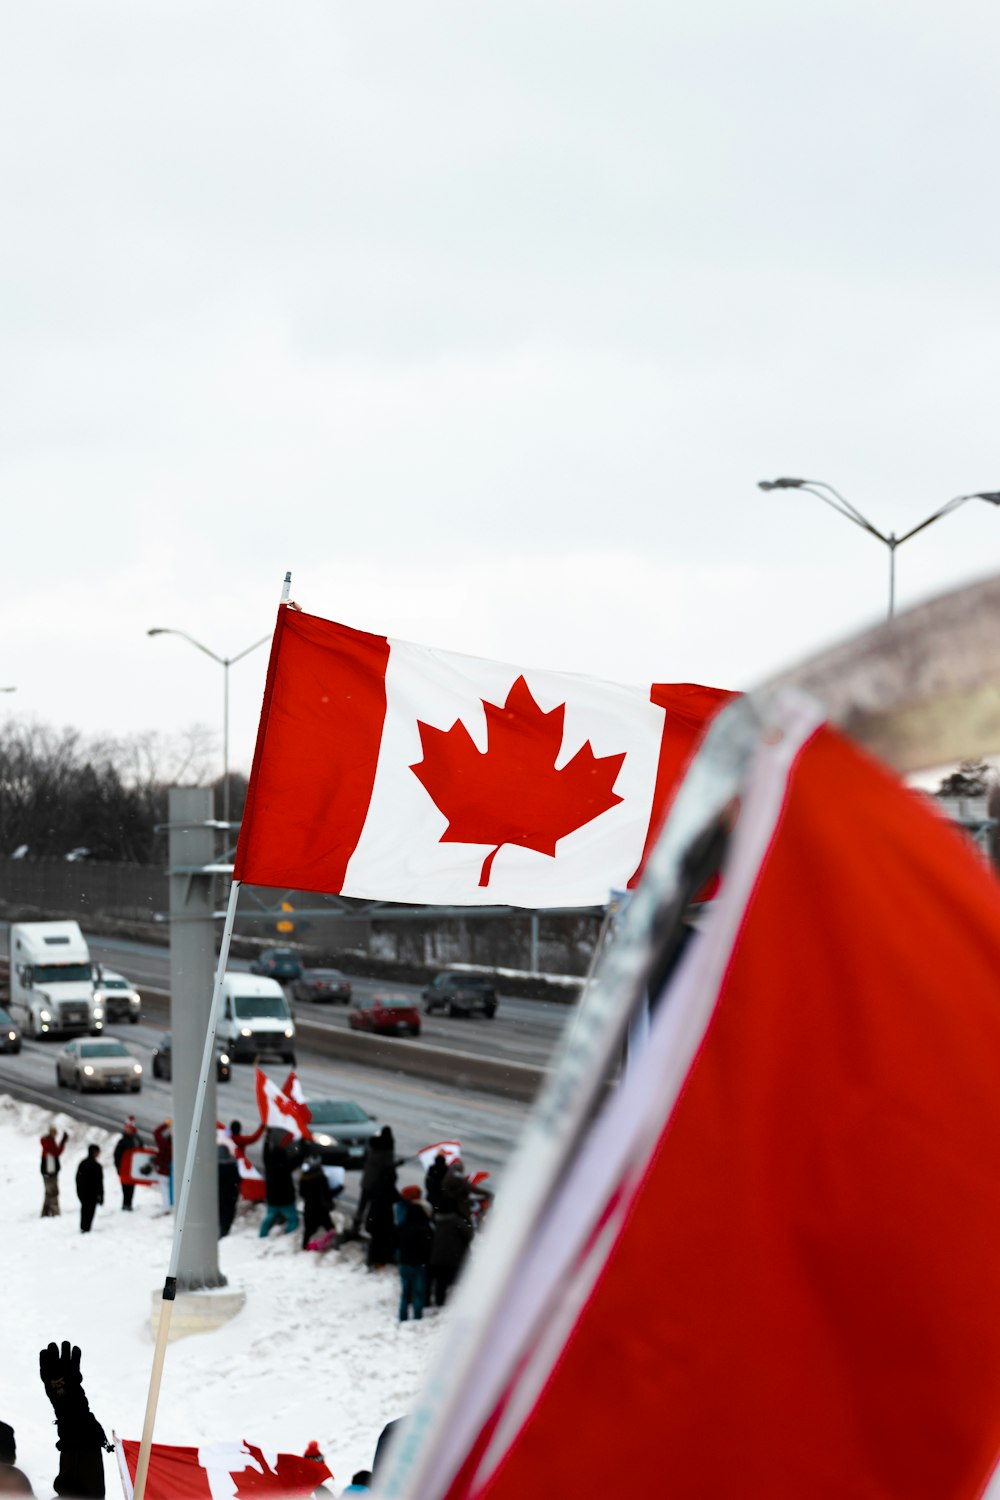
[259,1130,300,1238]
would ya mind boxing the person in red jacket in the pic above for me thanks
[40,1123,68,1218]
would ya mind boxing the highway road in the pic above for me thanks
[0,932,577,1196]
[85,935,573,1072]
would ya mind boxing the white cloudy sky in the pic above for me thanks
[3,1,1000,776]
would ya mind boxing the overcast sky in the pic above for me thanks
[3,1,999,779]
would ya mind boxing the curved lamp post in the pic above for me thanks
[146,628,270,827]
[758,478,1000,620]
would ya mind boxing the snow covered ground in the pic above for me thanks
[0,1094,450,1497]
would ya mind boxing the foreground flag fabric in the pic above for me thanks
[255,1070,312,1140]
[118,1438,330,1500]
[379,691,1000,1500]
[234,606,732,907]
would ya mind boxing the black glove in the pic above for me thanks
[39,1342,83,1408]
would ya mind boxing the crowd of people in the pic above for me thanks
[38,1117,491,1325]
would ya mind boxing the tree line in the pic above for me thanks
[0,719,248,864]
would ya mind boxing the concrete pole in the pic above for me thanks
[168,786,225,1290]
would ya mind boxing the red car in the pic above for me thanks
[348,993,422,1037]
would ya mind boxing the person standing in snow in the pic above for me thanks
[424,1152,448,1211]
[259,1130,299,1238]
[396,1186,433,1321]
[299,1155,334,1250]
[113,1116,142,1211]
[75,1145,104,1234]
[428,1204,474,1306]
[39,1123,68,1218]
[217,1144,241,1238]
[151,1119,173,1212]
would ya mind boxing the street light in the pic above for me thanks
[758,477,1000,620]
[146,628,270,828]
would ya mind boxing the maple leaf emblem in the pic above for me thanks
[410,675,626,887]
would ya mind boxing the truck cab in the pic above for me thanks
[9,921,101,1039]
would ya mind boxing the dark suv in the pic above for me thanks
[422,972,498,1019]
[249,948,303,982]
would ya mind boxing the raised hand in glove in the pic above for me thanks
[39,1342,84,1409]
[39,1342,110,1498]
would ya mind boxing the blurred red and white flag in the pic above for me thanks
[117,1438,330,1500]
[378,692,1000,1500]
[255,1070,312,1140]
[418,1141,463,1172]
[233,607,731,907]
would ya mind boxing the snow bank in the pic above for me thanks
[0,1095,448,1496]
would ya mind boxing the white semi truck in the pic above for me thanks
[8,920,103,1039]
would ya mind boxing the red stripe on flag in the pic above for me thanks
[234,610,390,893]
[627,681,736,888]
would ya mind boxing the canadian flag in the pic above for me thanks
[418,1141,463,1172]
[233,607,732,907]
[376,691,1000,1500]
[255,1070,312,1140]
[117,1437,330,1500]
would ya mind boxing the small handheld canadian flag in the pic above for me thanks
[255,1070,312,1140]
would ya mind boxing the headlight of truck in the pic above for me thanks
[312,1132,335,1146]
[7,1031,15,1042]
[83,1065,94,1076]
[219,1052,230,1065]
[240,1027,252,1037]
[132,1063,142,1075]
[92,1005,104,1020]
[40,1009,51,1022]
[283,1027,294,1038]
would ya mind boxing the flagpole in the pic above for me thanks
[133,570,292,1500]
[133,876,243,1500]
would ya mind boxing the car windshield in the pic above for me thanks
[308,1100,371,1126]
[308,970,343,981]
[80,1042,130,1058]
[99,979,131,990]
[266,951,295,961]
[377,997,414,1009]
[34,964,92,983]
[234,997,288,1019]
[0,1009,13,1025]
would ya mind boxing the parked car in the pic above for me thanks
[304,1098,380,1169]
[92,967,141,1023]
[348,993,422,1037]
[422,972,498,1018]
[150,1032,231,1083]
[291,967,353,1004]
[248,948,303,983]
[55,1037,143,1093]
[0,1007,21,1054]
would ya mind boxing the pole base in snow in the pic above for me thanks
[148,1287,246,1342]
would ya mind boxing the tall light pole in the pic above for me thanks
[147,628,270,828]
[758,478,1000,620]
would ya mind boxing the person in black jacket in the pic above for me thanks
[424,1153,448,1212]
[259,1131,299,1238]
[217,1145,240,1238]
[396,1189,433,1321]
[75,1148,103,1235]
[299,1156,334,1250]
[428,1207,474,1307]
[112,1118,141,1212]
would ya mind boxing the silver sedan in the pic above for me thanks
[55,1037,144,1093]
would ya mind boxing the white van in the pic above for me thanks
[8,921,101,1039]
[217,972,296,1065]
